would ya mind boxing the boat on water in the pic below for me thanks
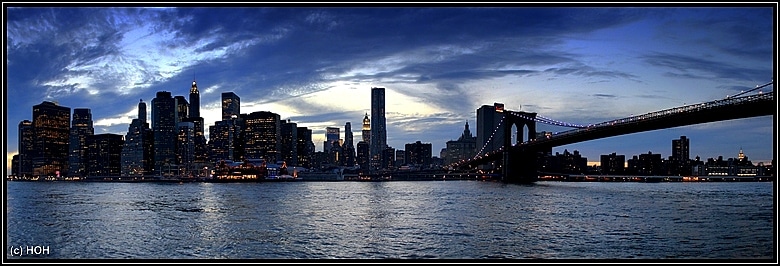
[209,159,268,182]
[294,167,345,181]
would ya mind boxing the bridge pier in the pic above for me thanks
[502,148,539,183]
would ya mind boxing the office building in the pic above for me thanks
[17,120,34,177]
[121,99,154,178]
[281,120,298,166]
[152,91,177,175]
[222,92,240,121]
[86,133,124,178]
[69,108,94,178]
[370,87,387,171]
[242,111,281,162]
[32,101,71,177]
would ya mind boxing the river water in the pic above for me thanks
[4,180,775,260]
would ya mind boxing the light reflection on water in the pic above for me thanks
[5,181,774,260]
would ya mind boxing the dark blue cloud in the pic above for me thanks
[642,53,771,83]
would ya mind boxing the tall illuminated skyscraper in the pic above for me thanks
[296,127,314,168]
[242,111,281,162]
[361,113,371,143]
[370,87,386,171]
[32,101,71,177]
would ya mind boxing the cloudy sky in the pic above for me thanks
[4,5,776,173]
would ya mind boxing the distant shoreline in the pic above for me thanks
[6,175,774,183]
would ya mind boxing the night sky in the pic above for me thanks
[5,4,776,173]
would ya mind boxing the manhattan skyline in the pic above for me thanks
[5,5,776,174]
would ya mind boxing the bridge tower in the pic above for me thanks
[501,106,540,183]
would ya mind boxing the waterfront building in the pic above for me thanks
[544,149,587,175]
[152,91,177,175]
[344,122,355,167]
[702,149,760,176]
[183,116,208,170]
[241,111,281,162]
[669,136,691,175]
[356,141,369,171]
[121,99,154,178]
[11,155,19,177]
[405,141,432,168]
[86,133,124,178]
[600,152,625,175]
[445,121,477,165]
[381,146,395,170]
[176,121,195,176]
[370,87,387,171]
[281,120,298,166]
[68,108,94,178]
[221,92,240,121]
[18,120,34,177]
[627,151,664,176]
[395,149,405,168]
[208,117,243,163]
[296,127,314,168]
[32,101,71,177]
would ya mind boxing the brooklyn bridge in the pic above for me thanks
[445,81,775,183]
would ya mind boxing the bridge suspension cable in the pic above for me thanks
[507,111,587,128]
[472,116,505,160]
[729,80,773,98]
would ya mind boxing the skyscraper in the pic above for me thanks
[370,87,387,171]
[32,101,71,177]
[139,98,147,124]
[208,118,243,163]
[361,113,371,143]
[296,127,314,168]
[185,81,208,173]
[152,91,177,175]
[325,127,340,151]
[671,135,691,175]
[344,122,355,166]
[86,133,124,177]
[69,108,94,178]
[174,95,189,123]
[405,141,432,167]
[672,136,690,161]
[176,121,195,175]
[121,99,154,178]
[325,127,341,165]
[189,80,200,119]
[242,111,281,162]
[222,92,240,121]
[18,120,34,177]
[281,120,298,166]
